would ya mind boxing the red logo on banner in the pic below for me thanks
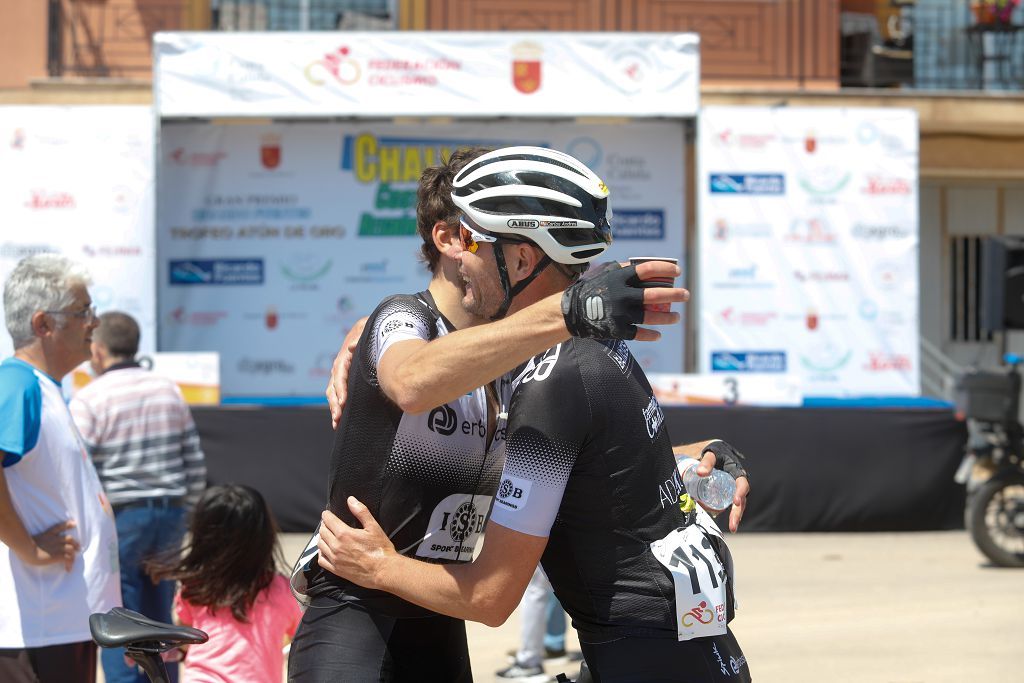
[804,131,817,154]
[512,42,542,94]
[260,135,281,170]
[25,190,75,210]
[862,176,911,195]
[265,306,279,330]
[864,352,912,372]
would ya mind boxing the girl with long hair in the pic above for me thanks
[149,484,301,683]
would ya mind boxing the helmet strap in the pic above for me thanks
[490,243,552,321]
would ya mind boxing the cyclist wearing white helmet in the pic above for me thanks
[291,146,695,683]
[317,146,752,683]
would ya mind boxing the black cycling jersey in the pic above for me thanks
[490,337,740,647]
[302,292,510,617]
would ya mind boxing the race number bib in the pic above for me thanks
[650,508,736,641]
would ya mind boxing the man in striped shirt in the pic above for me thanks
[70,311,206,683]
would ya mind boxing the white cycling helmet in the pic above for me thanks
[451,146,613,266]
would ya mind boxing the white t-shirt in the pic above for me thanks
[0,358,121,647]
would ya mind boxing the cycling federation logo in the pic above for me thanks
[643,395,664,439]
[682,600,715,627]
[427,405,458,436]
[512,41,542,94]
[305,45,361,86]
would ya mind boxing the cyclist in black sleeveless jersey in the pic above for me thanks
[289,147,690,682]
[315,147,752,682]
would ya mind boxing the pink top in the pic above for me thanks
[175,574,302,683]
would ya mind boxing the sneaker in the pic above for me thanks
[505,647,569,661]
[495,661,548,683]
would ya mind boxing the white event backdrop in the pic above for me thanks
[0,106,156,360]
[157,120,685,398]
[697,106,919,397]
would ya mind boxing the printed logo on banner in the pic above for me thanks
[859,300,909,329]
[800,344,853,373]
[782,131,847,154]
[861,176,912,195]
[711,351,787,373]
[24,190,76,210]
[712,218,772,241]
[280,255,333,290]
[1,243,57,259]
[168,259,264,286]
[785,217,836,244]
[708,174,784,195]
[792,270,850,284]
[167,307,228,327]
[345,259,403,283]
[713,129,777,149]
[168,147,227,167]
[11,128,25,150]
[260,134,282,170]
[863,352,913,372]
[718,308,778,327]
[512,41,543,94]
[305,45,362,86]
[872,262,905,290]
[237,358,295,375]
[711,264,774,290]
[83,245,143,258]
[857,121,913,156]
[852,223,912,240]
[796,169,851,200]
[614,210,665,239]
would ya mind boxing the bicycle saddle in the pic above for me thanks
[90,607,207,651]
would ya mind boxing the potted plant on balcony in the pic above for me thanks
[971,0,1020,25]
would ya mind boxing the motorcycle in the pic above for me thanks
[954,354,1024,567]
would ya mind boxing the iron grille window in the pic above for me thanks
[950,235,994,342]
[213,0,394,31]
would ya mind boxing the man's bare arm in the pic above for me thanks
[326,317,367,429]
[0,463,80,571]
[380,262,688,413]
[318,498,544,627]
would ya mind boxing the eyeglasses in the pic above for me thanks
[45,304,97,322]
[459,217,529,254]
[459,218,497,255]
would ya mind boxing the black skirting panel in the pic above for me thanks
[192,405,968,534]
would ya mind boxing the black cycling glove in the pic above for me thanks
[700,440,749,481]
[560,263,670,340]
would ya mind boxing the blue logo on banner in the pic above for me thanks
[709,174,785,195]
[613,210,665,240]
[711,351,787,373]
[169,259,264,286]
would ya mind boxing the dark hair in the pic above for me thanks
[148,485,283,622]
[95,311,140,359]
[416,146,491,272]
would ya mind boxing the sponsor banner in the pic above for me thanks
[697,106,919,397]
[158,120,685,397]
[0,106,155,361]
[647,372,802,407]
[155,32,699,118]
[71,352,220,405]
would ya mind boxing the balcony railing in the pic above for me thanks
[212,0,394,31]
[841,0,1024,91]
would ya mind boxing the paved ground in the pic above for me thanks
[105,531,1019,683]
[280,530,1024,683]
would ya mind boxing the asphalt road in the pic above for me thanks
[279,529,1024,682]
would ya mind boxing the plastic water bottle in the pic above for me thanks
[678,459,736,511]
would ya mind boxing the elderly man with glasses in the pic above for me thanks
[0,254,120,683]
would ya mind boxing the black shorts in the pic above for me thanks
[287,596,473,683]
[0,640,96,683]
[578,628,751,683]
